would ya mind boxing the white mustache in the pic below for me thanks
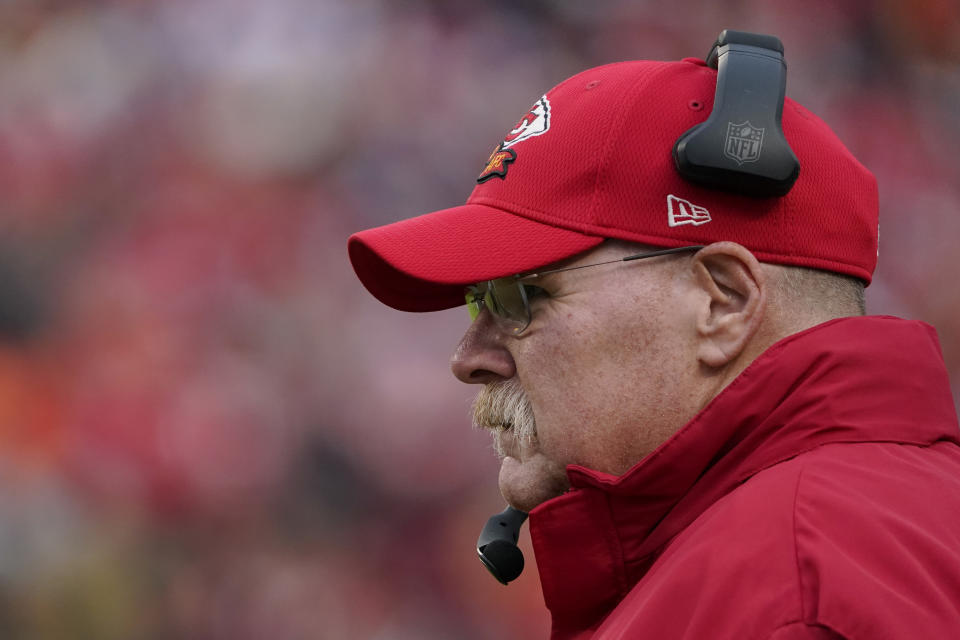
[471,379,537,458]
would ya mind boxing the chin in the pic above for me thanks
[499,455,571,512]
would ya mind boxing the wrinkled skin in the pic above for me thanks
[452,243,716,512]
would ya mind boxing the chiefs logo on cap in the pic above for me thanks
[476,95,551,183]
[502,96,551,149]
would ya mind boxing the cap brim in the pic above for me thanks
[348,203,604,312]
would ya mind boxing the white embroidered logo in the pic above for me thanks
[501,96,551,149]
[667,195,712,227]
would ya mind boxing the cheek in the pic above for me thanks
[515,296,693,468]
[514,312,638,459]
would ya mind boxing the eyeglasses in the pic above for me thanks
[465,245,704,335]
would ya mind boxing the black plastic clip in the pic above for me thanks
[673,30,800,197]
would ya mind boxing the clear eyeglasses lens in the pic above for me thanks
[465,278,531,334]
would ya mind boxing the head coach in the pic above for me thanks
[347,31,960,639]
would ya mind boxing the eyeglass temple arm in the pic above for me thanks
[523,245,705,279]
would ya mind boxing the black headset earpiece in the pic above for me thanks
[673,29,800,197]
[477,505,528,584]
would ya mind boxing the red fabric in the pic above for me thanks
[348,58,879,312]
[768,624,847,640]
[527,316,960,639]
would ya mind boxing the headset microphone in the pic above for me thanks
[477,505,528,584]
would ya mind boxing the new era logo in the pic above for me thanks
[667,195,711,227]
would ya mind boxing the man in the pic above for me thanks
[347,33,960,639]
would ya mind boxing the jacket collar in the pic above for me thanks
[528,316,960,634]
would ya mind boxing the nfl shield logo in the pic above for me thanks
[724,121,765,165]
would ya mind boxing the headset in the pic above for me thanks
[476,29,799,585]
[673,29,800,197]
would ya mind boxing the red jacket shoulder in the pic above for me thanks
[595,441,960,640]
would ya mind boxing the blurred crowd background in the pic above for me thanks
[0,0,957,638]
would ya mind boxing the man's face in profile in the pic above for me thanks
[452,242,706,512]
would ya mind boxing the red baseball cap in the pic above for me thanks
[348,57,878,312]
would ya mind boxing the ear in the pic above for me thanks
[690,242,767,368]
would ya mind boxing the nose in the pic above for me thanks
[450,311,517,384]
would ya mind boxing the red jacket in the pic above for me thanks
[529,316,960,639]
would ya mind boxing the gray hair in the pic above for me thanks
[768,264,866,317]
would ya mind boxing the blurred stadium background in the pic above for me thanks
[0,1,957,638]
